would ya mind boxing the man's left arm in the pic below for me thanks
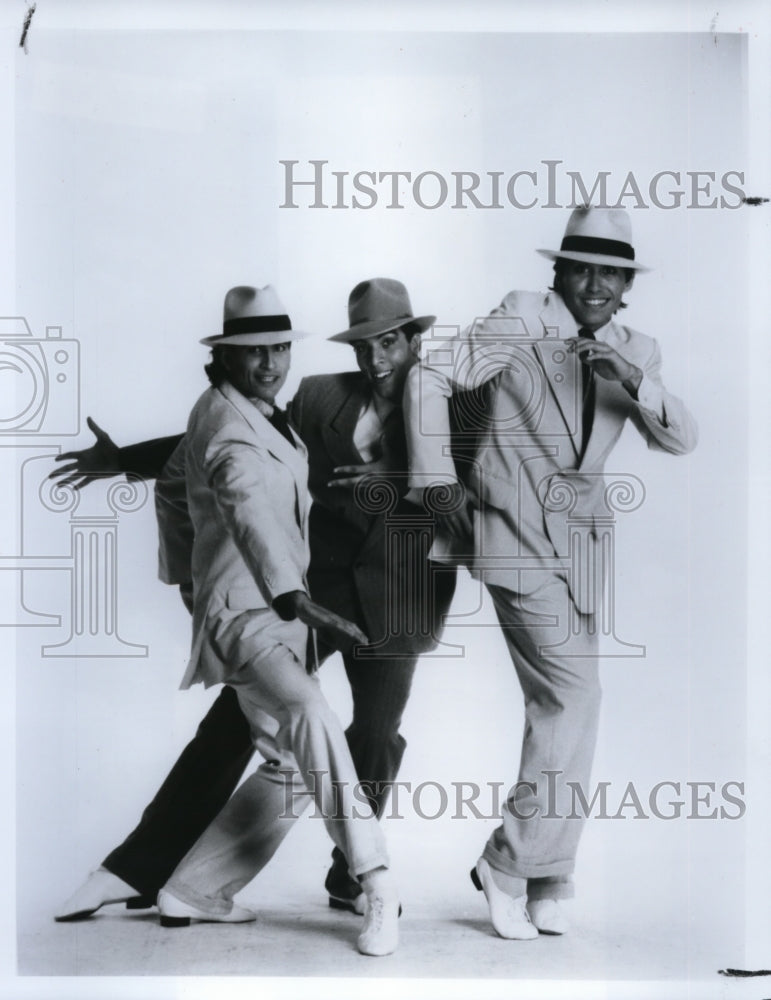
[572,333,698,455]
[618,338,698,455]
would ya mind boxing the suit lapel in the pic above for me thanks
[531,295,581,459]
[577,320,631,470]
[322,376,370,467]
[219,381,310,527]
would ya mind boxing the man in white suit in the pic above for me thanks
[403,207,697,939]
[155,285,399,957]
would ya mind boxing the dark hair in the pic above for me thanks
[204,346,229,387]
[399,321,423,342]
[350,322,424,354]
[550,258,635,310]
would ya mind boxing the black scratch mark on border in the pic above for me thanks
[19,3,36,54]
[742,196,770,206]
[718,968,771,977]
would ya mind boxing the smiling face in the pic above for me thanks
[555,260,634,333]
[220,343,291,405]
[351,327,420,403]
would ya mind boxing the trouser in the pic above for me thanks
[164,642,388,913]
[482,576,602,901]
[102,653,416,899]
[327,654,416,889]
[101,684,252,898]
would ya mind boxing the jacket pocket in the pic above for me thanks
[225,586,265,611]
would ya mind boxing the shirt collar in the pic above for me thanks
[248,397,275,419]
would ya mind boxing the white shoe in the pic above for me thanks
[54,868,152,922]
[357,874,399,957]
[157,888,257,928]
[527,898,569,935]
[470,859,538,941]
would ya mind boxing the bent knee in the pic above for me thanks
[280,690,338,731]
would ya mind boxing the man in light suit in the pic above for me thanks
[147,284,399,955]
[403,207,698,939]
[53,279,454,922]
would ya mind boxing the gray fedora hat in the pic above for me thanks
[329,278,436,343]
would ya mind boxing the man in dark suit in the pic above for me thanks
[54,278,455,921]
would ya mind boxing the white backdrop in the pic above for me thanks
[3,4,770,999]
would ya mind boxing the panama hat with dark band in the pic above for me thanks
[201,285,313,347]
[537,206,650,272]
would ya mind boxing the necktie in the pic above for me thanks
[379,407,407,468]
[268,405,296,449]
[578,327,596,456]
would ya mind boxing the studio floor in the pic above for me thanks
[17,814,753,994]
[11,576,759,997]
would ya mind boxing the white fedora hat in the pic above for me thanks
[201,285,313,347]
[537,206,650,272]
[329,278,435,343]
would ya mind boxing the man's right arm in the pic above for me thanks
[403,293,527,537]
[403,293,524,491]
[119,434,185,478]
[49,416,183,489]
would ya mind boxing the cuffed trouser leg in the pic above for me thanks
[163,756,306,914]
[102,685,253,898]
[482,578,601,890]
[342,654,416,815]
[166,642,389,913]
[327,654,417,893]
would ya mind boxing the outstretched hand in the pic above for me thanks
[49,417,121,490]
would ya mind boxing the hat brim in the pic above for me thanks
[537,249,650,272]
[200,328,314,347]
[329,314,436,344]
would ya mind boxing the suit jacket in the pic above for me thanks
[176,380,310,689]
[149,372,454,663]
[404,290,698,612]
[290,372,455,657]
